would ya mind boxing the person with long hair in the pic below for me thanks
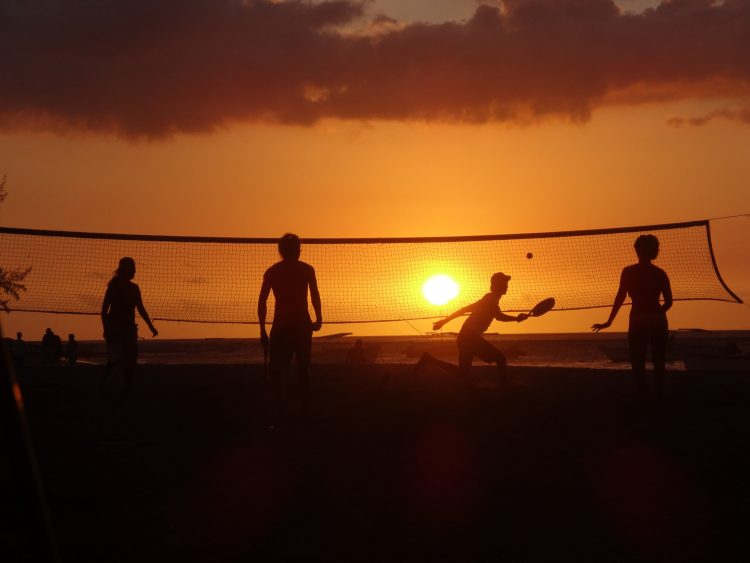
[592,235,673,403]
[100,257,158,395]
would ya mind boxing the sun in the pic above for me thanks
[422,274,460,306]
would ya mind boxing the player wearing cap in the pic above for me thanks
[416,272,527,387]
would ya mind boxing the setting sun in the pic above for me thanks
[422,274,460,306]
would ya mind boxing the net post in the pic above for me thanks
[705,221,744,304]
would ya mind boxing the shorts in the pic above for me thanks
[628,313,668,363]
[270,320,313,371]
[457,331,505,368]
[106,324,138,365]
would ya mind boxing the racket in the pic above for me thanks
[528,297,555,317]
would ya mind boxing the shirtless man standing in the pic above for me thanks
[258,233,322,423]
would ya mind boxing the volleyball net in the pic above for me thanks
[0,220,742,324]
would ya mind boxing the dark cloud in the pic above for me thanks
[1,0,749,138]
[668,106,750,126]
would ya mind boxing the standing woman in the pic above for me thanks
[592,235,673,403]
[101,257,158,395]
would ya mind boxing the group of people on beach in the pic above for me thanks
[7,329,79,374]
[99,232,672,415]
[40,328,79,367]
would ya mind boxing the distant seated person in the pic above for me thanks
[66,333,78,367]
[53,331,63,364]
[345,339,368,365]
[41,328,63,365]
[12,332,26,375]
[41,328,53,364]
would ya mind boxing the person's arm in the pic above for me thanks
[496,310,527,323]
[101,288,111,339]
[661,272,673,313]
[258,275,271,349]
[592,270,628,332]
[310,268,322,331]
[135,287,158,337]
[433,302,476,331]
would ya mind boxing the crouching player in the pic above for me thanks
[416,272,527,387]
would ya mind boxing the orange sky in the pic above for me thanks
[1,1,749,339]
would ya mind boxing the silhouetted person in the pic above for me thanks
[345,338,367,365]
[258,233,322,426]
[40,328,52,364]
[593,235,673,404]
[11,331,26,376]
[41,328,61,365]
[65,334,78,368]
[52,331,62,364]
[415,272,527,387]
[100,257,158,395]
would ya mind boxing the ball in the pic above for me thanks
[526,252,533,259]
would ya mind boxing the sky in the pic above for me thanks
[1,0,749,340]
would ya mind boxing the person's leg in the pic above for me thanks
[628,330,649,402]
[651,324,668,404]
[100,333,120,396]
[295,325,313,417]
[493,351,508,386]
[122,360,136,396]
[121,327,139,396]
[269,326,292,426]
[100,362,115,395]
[453,333,476,379]
[268,366,283,426]
[414,336,467,378]
[414,351,433,371]
[472,337,507,386]
[416,352,465,378]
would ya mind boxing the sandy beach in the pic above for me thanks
[4,362,749,562]
[5,2,750,561]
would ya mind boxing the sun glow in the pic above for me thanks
[422,274,460,306]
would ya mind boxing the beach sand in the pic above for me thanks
[4,363,750,562]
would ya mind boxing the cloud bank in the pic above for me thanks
[668,106,750,126]
[1,0,749,138]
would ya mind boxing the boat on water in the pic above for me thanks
[314,332,353,340]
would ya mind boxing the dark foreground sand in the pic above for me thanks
[4,363,750,562]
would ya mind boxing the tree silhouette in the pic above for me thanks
[0,175,31,311]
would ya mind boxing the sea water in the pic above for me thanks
[43,331,750,370]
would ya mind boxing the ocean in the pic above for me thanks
[21,330,750,371]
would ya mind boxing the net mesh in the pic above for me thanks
[0,221,741,324]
